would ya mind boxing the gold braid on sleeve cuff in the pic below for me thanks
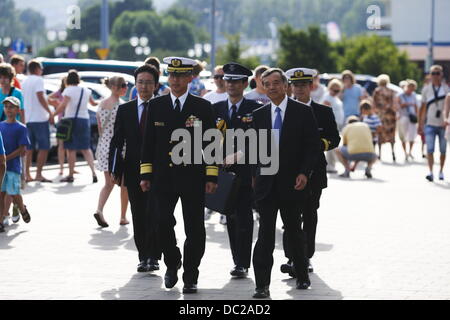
[206,165,219,176]
[321,138,330,151]
[140,163,153,175]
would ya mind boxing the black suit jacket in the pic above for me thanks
[140,93,218,193]
[309,100,341,189]
[252,98,320,202]
[109,99,142,187]
[213,98,261,186]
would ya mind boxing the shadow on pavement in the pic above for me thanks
[89,226,132,251]
[284,273,343,300]
[101,272,164,300]
[432,181,450,189]
[0,228,27,250]
[328,175,387,183]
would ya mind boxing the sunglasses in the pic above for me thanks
[213,75,224,80]
[431,72,441,76]
[120,82,128,88]
[332,89,340,94]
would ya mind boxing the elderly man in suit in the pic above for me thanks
[251,68,320,298]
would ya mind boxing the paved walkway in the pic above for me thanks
[1,144,450,300]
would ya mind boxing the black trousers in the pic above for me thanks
[156,186,206,285]
[226,185,253,268]
[252,183,308,288]
[127,182,161,262]
[283,188,322,260]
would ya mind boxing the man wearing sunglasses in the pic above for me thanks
[419,65,449,182]
[203,65,228,104]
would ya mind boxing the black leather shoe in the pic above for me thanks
[182,283,198,294]
[164,262,181,289]
[147,258,160,271]
[296,276,311,290]
[280,262,296,278]
[230,266,248,278]
[253,286,270,299]
[137,260,150,273]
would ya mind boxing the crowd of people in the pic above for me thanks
[0,51,449,299]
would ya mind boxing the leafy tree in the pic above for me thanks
[335,35,421,84]
[277,25,336,72]
[216,34,261,70]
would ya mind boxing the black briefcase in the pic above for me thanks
[205,169,241,216]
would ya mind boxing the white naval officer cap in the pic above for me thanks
[163,56,197,74]
[285,67,317,83]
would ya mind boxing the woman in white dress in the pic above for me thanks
[93,76,129,228]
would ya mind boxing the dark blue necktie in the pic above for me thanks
[174,98,181,113]
[274,107,282,130]
[273,107,282,145]
[230,105,237,123]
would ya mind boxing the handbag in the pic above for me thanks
[205,169,241,216]
[408,113,418,124]
[56,87,84,142]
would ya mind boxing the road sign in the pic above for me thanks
[12,39,26,53]
[96,48,109,60]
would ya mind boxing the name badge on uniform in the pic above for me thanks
[155,122,165,127]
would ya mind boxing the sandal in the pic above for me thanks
[21,206,31,224]
[94,213,108,228]
[60,176,74,183]
[37,178,53,183]
[120,219,129,226]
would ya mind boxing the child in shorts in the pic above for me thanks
[0,96,31,229]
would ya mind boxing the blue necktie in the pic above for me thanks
[273,107,282,145]
[274,107,282,130]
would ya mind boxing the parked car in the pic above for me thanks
[44,71,135,102]
[44,79,111,157]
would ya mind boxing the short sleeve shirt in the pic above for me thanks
[342,84,363,118]
[421,83,450,127]
[0,132,5,155]
[22,75,48,123]
[0,121,30,174]
[62,86,91,120]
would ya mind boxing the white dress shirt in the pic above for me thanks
[228,98,244,118]
[170,90,189,112]
[271,95,288,128]
[137,95,150,122]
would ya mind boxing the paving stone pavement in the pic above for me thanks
[1,144,450,300]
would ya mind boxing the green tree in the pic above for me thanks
[216,34,261,70]
[336,35,421,84]
[277,25,336,72]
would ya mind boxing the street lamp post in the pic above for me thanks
[426,0,435,71]
[211,0,216,71]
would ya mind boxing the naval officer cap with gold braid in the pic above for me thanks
[163,56,197,74]
[285,67,317,83]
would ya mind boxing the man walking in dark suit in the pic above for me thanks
[280,68,341,277]
[212,62,260,279]
[251,68,320,298]
[109,64,161,273]
[140,57,218,294]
